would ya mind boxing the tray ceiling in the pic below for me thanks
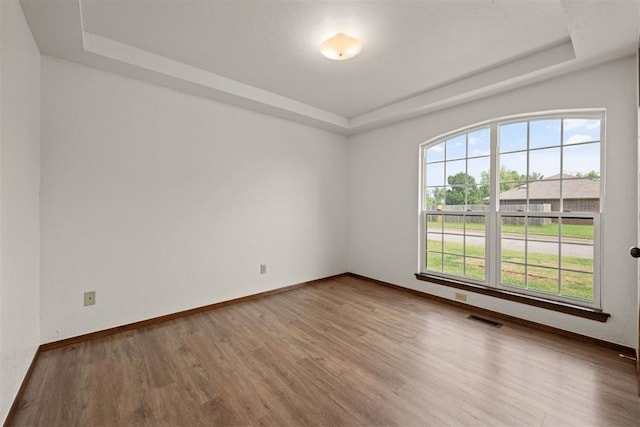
[20,0,640,134]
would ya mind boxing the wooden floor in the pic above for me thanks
[10,275,640,426]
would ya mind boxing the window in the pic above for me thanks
[420,112,603,308]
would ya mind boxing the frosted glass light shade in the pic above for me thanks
[320,33,362,60]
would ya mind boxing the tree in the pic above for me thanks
[480,166,544,196]
[528,171,544,182]
[426,187,446,206]
[575,170,600,180]
[446,172,482,205]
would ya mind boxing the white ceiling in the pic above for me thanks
[79,0,570,118]
[19,0,640,134]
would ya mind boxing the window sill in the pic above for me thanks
[414,273,610,322]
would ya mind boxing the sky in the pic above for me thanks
[425,118,601,188]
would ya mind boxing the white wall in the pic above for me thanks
[40,57,348,343]
[0,0,41,421]
[348,56,638,347]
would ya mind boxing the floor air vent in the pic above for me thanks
[467,315,503,328]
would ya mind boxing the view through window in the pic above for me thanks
[422,112,602,307]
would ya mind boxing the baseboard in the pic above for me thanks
[5,273,347,425]
[41,273,347,352]
[345,273,636,358]
[3,346,42,427]
[7,270,634,425]
[49,271,625,357]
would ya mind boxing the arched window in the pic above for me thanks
[420,111,603,308]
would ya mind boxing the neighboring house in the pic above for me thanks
[498,173,599,224]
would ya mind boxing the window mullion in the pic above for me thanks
[420,111,601,308]
[488,123,499,288]
[560,119,564,213]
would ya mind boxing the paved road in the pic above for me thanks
[436,228,592,258]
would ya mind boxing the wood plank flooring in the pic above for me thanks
[10,275,640,426]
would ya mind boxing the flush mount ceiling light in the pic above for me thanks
[320,33,362,61]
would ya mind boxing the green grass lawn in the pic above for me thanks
[427,220,593,240]
[426,239,593,300]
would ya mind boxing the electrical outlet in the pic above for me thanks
[260,264,267,274]
[455,292,467,302]
[84,291,96,306]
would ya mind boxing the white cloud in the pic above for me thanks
[564,119,600,132]
[565,134,592,145]
[471,149,489,156]
[563,119,587,131]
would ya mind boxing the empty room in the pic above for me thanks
[2,0,640,425]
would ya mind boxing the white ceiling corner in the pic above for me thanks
[19,0,640,135]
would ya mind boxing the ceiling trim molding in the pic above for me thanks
[349,40,576,132]
[79,31,581,136]
[82,31,351,132]
[27,0,632,135]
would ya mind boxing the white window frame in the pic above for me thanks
[419,110,604,309]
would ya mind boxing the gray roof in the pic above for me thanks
[498,174,600,201]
